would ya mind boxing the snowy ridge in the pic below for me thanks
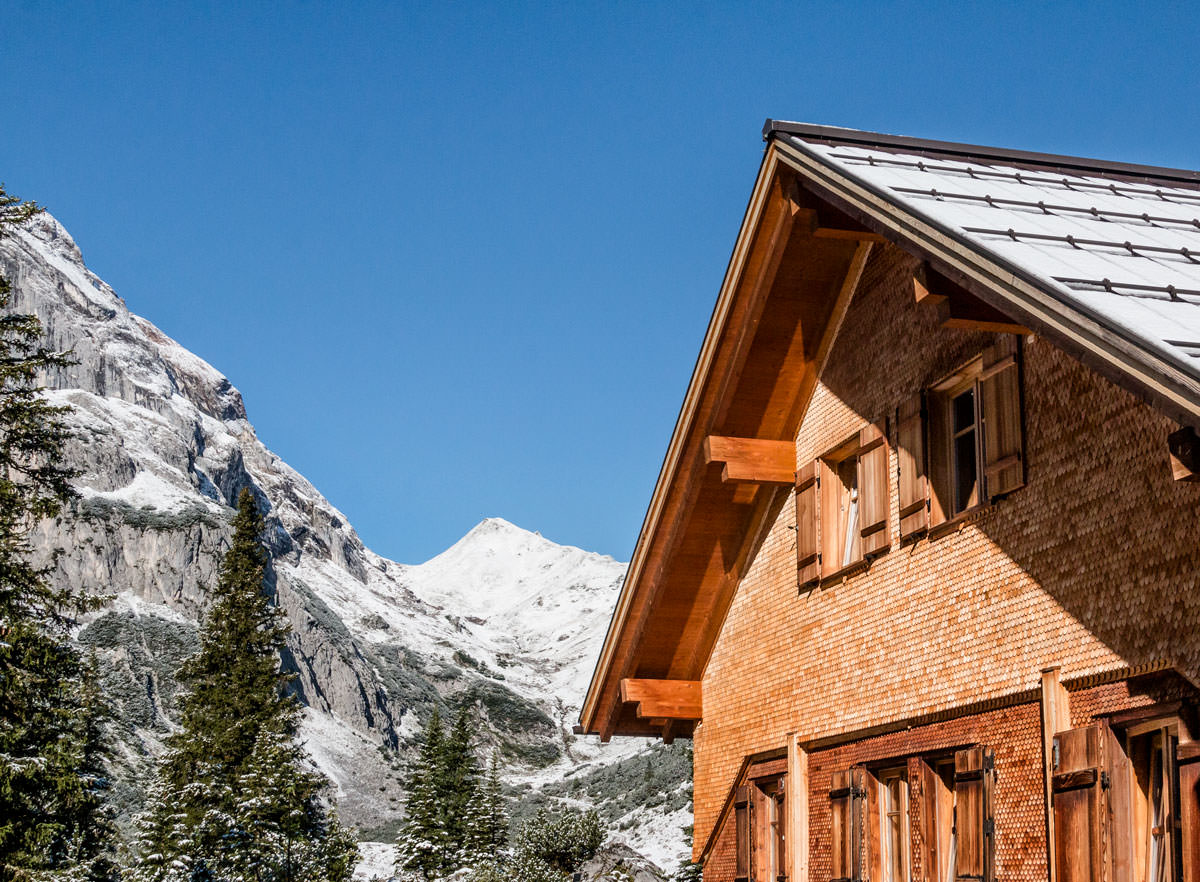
[0,213,689,874]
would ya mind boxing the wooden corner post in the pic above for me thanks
[787,733,809,882]
[1040,665,1071,882]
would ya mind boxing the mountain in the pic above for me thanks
[0,213,692,875]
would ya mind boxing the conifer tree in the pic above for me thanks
[131,488,357,882]
[462,752,508,868]
[441,707,480,864]
[394,708,448,880]
[0,188,117,881]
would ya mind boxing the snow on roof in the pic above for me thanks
[776,131,1200,384]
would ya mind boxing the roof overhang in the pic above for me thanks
[579,142,879,741]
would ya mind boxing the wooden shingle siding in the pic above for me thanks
[692,244,1200,870]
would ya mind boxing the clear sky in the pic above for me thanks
[1,2,1196,563]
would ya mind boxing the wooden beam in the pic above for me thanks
[1169,427,1200,482]
[787,734,810,882]
[1040,665,1072,882]
[703,435,795,484]
[794,203,887,243]
[620,678,703,720]
[813,227,887,244]
[914,263,1031,334]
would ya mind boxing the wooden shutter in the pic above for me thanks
[917,759,953,882]
[896,392,929,538]
[831,768,868,882]
[796,461,820,587]
[1178,741,1200,882]
[1051,723,1133,882]
[736,785,752,881]
[980,336,1024,499]
[954,747,994,882]
[857,424,890,557]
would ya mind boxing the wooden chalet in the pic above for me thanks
[580,122,1200,882]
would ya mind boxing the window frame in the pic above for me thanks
[928,356,987,525]
[819,434,867,580]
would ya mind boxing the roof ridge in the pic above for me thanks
[764,120,1200,187]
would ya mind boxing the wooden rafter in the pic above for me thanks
[914,263,1032,335]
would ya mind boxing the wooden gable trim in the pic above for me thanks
[580,147,794,738]
[771,135,1200,430]
[580,154,878,738]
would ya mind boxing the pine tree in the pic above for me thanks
[394,708,448,880]
[131,488,358,882]
[0,188,117,881]
[462,752,507,869]
[440,707,480,865]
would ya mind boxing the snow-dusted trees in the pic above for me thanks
[396,707,512,879]
[0,188,118,882]
[468,806,603,882]
[130,489,358,882]
[463,752,508,865]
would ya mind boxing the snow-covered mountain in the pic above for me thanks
[0,213,692,874]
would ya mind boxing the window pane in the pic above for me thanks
[953,429,978,514]
[952,389,975,434]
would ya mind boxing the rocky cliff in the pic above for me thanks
[0,213,691,873]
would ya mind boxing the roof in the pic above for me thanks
[581,123,1200,744]
[768,122,1200,420]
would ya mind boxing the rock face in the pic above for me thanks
[0,213,691,870]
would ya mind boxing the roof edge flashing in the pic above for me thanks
[762,119,1200,187]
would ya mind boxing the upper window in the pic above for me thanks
[895,335,1025,539]
[796,425,889,587]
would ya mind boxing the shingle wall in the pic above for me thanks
[692,244,1200,868]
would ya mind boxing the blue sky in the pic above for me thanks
[2,2,1196,563]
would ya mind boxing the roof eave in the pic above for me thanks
[763,120,1200,187]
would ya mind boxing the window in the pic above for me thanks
[831,749,993,882]
[1127,723,1182,882]
[795,424,889,587]
[895,336,1024,537]
[879,767,910,882]
[1051,716,1199,882]
[735,776,787,882]
[824,437,864,572]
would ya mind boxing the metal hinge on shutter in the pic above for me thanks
[1101,771,1110,790]
[983,818,995,838]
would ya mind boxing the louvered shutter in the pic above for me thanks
[857,425,890,557]
[795,461,820,587]
[830,768,867,882]
[1177,741,1200,882]
[896,393,929,538]
[953,747,994,882]
[1051,724,1133,882]
[980,336,1024,499]
[916,759,953,882]
[736,785,752,881]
